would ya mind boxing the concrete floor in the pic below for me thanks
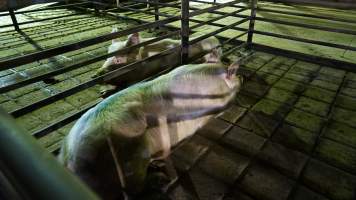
[0,1,355,200]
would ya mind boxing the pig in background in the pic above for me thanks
[93,28,223,94]
[59,51,243,200]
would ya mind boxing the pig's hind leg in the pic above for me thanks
[68,141,127,200]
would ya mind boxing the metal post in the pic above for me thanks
[8,8,19,31]
[154,0,159,23]
[247,0,258,48]
[180,0,189,65]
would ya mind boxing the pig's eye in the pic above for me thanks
[113,56,127,64]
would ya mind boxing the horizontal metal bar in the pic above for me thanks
[264,0,356,9]
[132,0,248,21]
[189,18,250,45]
[0,16,180,71]
[117,4,173,18]
[257,7,356,24]
[223,42,248,56]
[252,43,356,72]
[0,12,80,29]
[255,17,356,36]
[253,30,356,51]
[189,0,240,17]
[31,46,180,136]
[131,0,181,8]
[189,18,248,32]
[190,7,247,30]
[4,31,179,100]
[220,31,248,46]
[32,99,100,138]
[189,0,246,9]
[0,2,91,17]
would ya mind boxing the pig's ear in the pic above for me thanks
[226,62,239,80]
[126,32,140,46]
[111,27,119,44]
[204,49,220,63]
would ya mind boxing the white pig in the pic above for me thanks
[94,28,222,91]
[59,52,242,200]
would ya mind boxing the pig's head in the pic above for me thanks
[169,50,243,115]
[93,29,142,78]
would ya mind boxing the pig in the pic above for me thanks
[93,28,222,94]
[59,52,243,200]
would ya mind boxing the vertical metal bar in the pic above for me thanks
[154,0,159,23]
[180,0,189,65]
[9,9,20,31]
[247,0,258,48]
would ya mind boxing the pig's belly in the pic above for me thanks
[168,115,211,148]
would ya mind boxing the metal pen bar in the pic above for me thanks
[265,0,356,9]
[189,0,246,9]
[31,46,180,136]
[223,42,248,56]
[257,7,356,24]
[131,0,184,8]
[4,31,179,97]
[253,30,356,51]
[253,43,356,72]
[0,2,91,17]
[189,18,250,45]
[117,4,173,18]
[181,0,190,65]
[189,0,240,17]
[247,0,258,47]
[220,31,248,46]
[190,8,247,30]
[0,16,180,71]
[8,9,19,31]
[131,0,248,21]
[154,0,159,22]
[255,17,356,36]
[32,100,100,138]
[0,14,90,36]
[0,12,80,29]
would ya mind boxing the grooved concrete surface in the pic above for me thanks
[0,1,355,200]
[168,52,356,200]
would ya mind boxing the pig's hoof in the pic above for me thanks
[146,171,171,189]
